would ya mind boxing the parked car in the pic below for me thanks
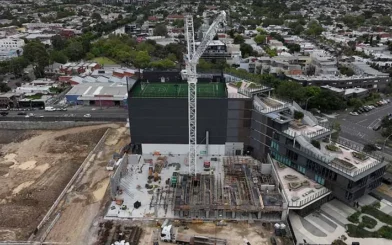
[350,112,359,116]
[83,114,91,118]
[358,108,364,113]
[0,112,8,116]
[17,112,27,115]
[387,99,391,103]
[373,125,382,131]
[355,110,362,114]
[375,144,382,150]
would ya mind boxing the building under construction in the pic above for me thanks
[172,156,287,220]
[107,154,288,221]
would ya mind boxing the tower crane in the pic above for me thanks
[184,11,226,176]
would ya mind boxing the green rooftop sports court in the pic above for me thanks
[130,82,227,98]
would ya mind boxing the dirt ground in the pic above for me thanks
[44,125,130,244]
[137,221,287,245]
[0,124,122,241]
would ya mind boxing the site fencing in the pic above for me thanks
[110,153,129,199]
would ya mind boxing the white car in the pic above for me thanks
[375,144,382,150]
[83,114,91,118]
[350,112,359,116]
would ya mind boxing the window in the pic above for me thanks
[271,141,279,151]
[298,166,306,174]
[315,175,325,185]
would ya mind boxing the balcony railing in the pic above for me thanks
[290,142,384,178]
[288,188,330,207]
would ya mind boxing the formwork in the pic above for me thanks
[173,156,285,220]
[107,155,286,221]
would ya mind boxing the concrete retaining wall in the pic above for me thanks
[0,121,111,130]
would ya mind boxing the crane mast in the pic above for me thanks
[184,11,226,176]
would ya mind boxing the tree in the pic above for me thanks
[153,24,168,36]
[286,43,301,53]
[23,41,49,78]
[305,20,323,36]
[133,51,151,70]
[0,83,11,93]
[197,59,213,71]
[339,66,355,76]
[91,12,102,21]
[233,35,245,44]
[256,27,267,35]
[50,35,66,51]
[348,98,363,110]
[254,34,266,44]
[294,110,304,120]
[149,58,176,69]
[276,81,305,102]
[65,41,85,61]
[240,43,253,57]
[9,57,29,77]
[331,122,341,141]
[50,51,68,64]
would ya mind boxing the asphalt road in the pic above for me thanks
[333,102,392,157]
[1,106,129,119]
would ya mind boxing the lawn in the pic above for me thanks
[347,224,392,239]
[92,57,117,65]
[345,204,392,240]
[361,216,377,229]
[25,94,43,100]
[362,205,392,226]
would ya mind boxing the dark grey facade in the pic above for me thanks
[226,98,252,145]
[128,97,228,147]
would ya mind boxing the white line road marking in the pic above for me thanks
[358,119,368,123]
[367,118,381,128]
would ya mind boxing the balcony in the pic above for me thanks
[292,138,386,180]
[270,156,331,209]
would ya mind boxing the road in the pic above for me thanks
[0,106,129,119]
[333,102,392,157]
[335,102,392,145]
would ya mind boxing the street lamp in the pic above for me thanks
[305,96,315,111]
[383,132,392,153]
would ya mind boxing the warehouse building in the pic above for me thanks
[66,83,127,106]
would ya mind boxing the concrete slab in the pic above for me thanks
[380,200,392,215]
[357,194,378,207]
[305,213,337,233]
[299,216,327,237]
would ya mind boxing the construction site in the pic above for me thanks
[0,124,130,243]
[107,154,288,221]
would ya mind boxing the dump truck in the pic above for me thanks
[160,224,227,244]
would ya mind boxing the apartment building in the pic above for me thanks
[310,51,338,76]
[267,104,386,211]
[0,38,24,49]
[249,96,387,213]
[286,74,390,91]
[196,40,231,61]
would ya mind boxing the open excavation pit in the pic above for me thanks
[0,125,114,240]
[107,155,288,221]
